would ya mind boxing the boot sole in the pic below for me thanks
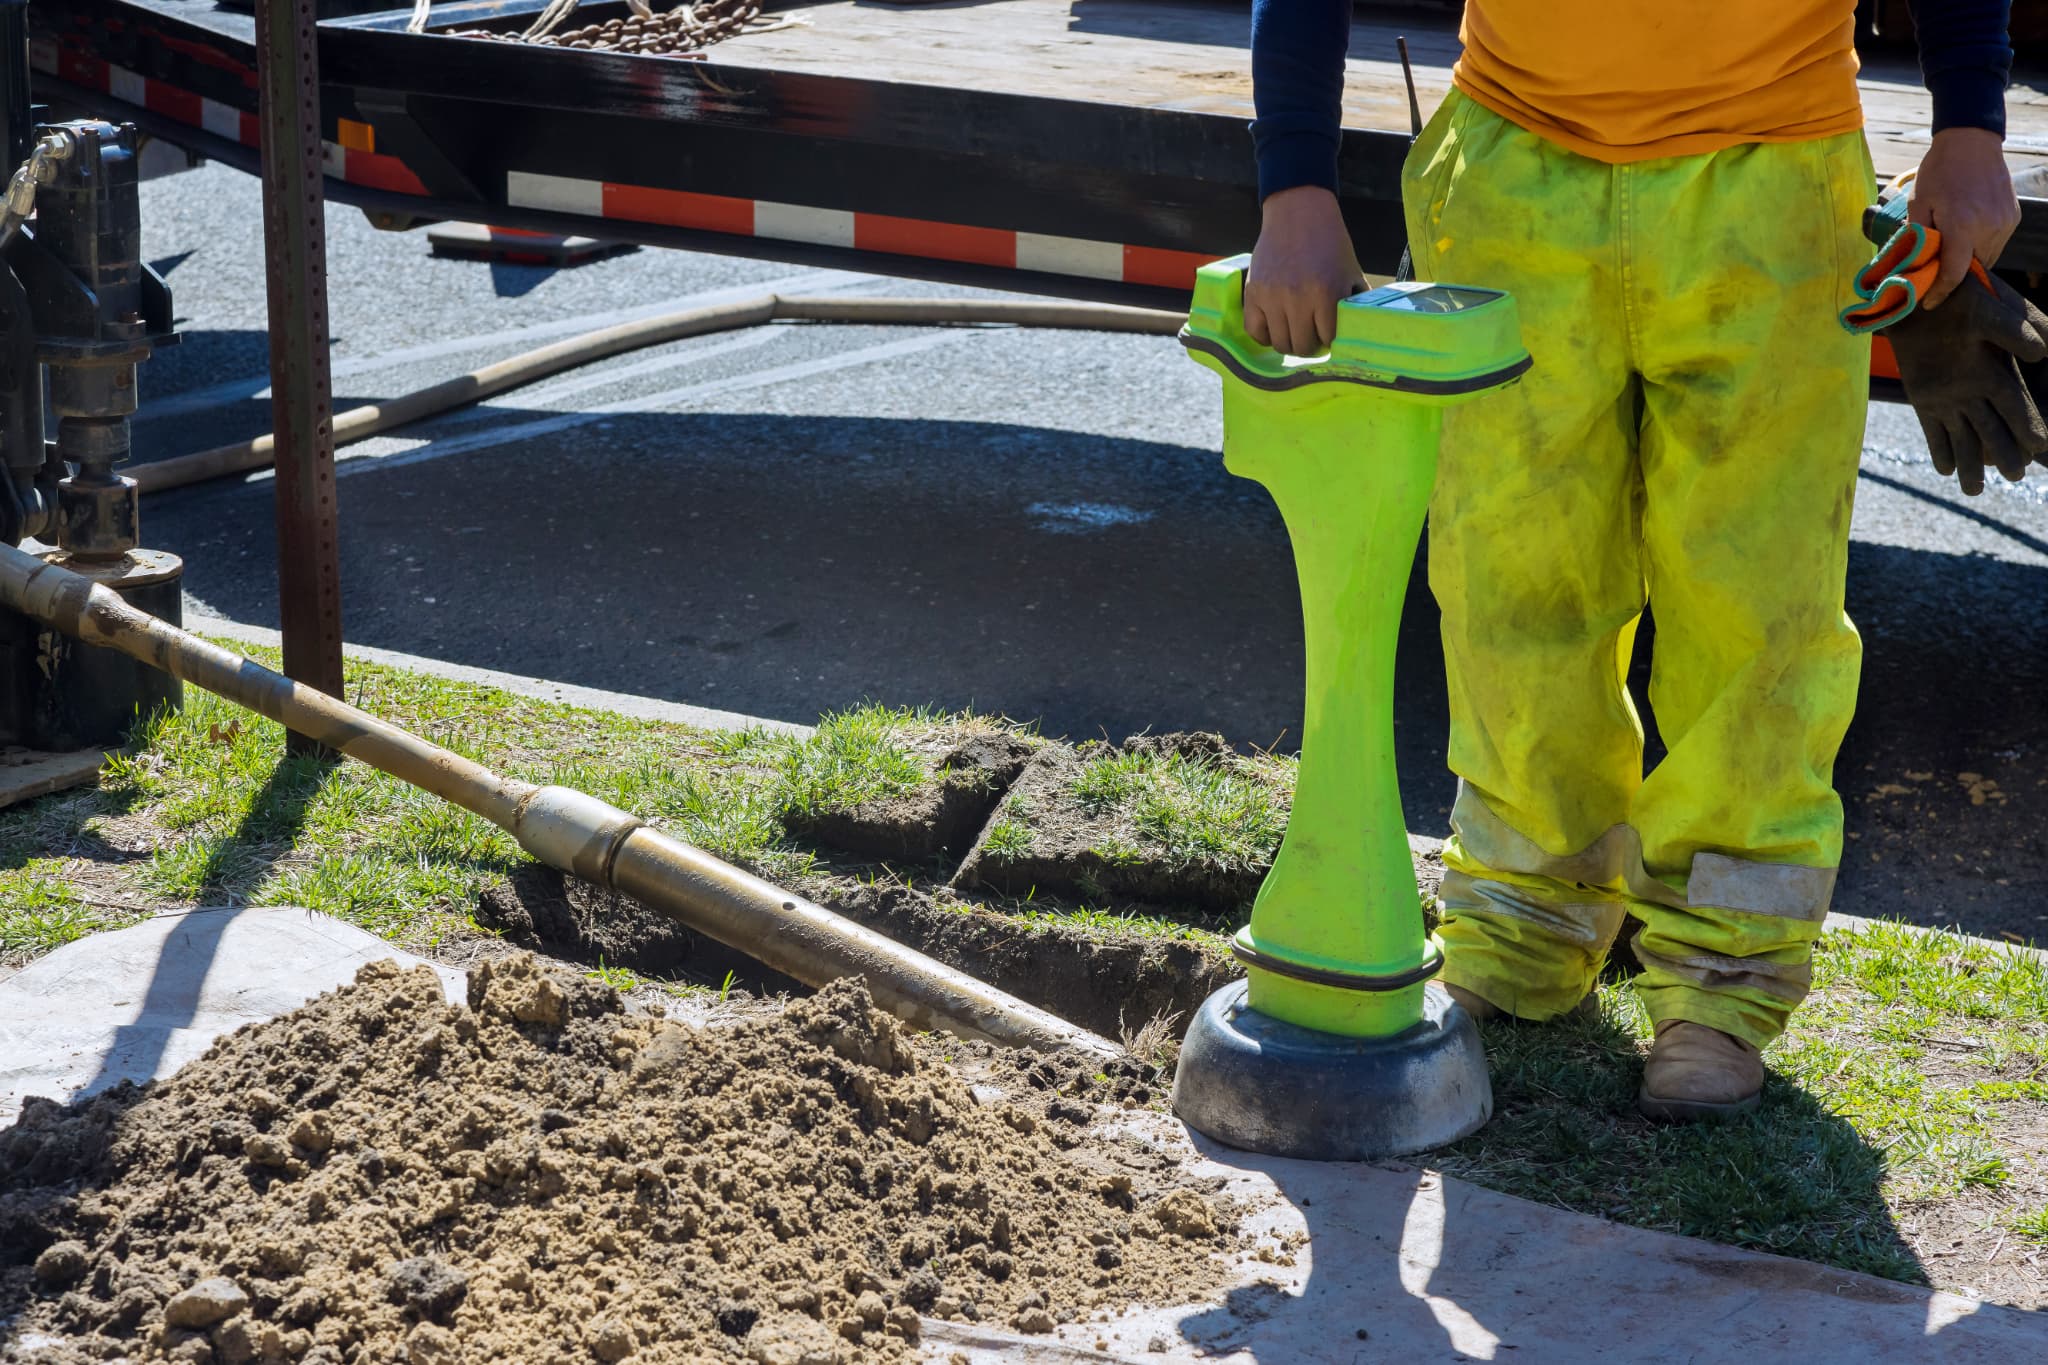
[1635,1084,1761,1123]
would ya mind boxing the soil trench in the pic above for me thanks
[0,956,1237,1364]
[476,865,1241,1043]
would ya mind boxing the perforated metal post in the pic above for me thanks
[255,0,343,753]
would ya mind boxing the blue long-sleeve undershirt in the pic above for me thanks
[1249,0,2016,202]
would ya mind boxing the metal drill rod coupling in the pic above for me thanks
[0,129,74,248]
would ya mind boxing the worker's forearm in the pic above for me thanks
[1907,0,2013,137]
[1249,0,1352,202]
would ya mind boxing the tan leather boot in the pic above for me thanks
[1637,1019,1763,1121]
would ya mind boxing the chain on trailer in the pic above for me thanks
[434,0,787,56]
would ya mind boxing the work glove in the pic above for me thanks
[1883,266,2048,494]
[1847,199,2048,494]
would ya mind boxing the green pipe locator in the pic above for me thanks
[1171,255,1531,1161]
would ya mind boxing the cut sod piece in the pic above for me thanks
[953,732,1293,916]
[777,705,1040,864]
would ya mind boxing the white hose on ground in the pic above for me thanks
[130,295,1185,495]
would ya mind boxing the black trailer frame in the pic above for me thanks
[44,0,2048,314]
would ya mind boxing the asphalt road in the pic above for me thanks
[126,162,2048,942]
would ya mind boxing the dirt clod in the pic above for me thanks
[386,1257,467,1323]
[30,1240,87,1288]
[1151,1189,1219,1239]
[0,954,1232,1361]
[162,1278,248,1329]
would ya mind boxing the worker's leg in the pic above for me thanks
[1403,92,1645,1019]
[1625,133,1874,1048]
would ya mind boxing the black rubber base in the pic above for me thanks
[1170,980,1493,1161]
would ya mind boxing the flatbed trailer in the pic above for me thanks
[28,0,2048,312]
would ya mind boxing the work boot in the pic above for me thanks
[1637,1019,1763,1121]
[1444,982,1598,1025]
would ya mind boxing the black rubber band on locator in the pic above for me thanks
[1178,331,1533,397]
[1232,939,1446,994]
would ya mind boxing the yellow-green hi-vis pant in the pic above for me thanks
[1402,90,1875,1047]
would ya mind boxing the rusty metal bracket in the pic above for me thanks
[256,0,345,752]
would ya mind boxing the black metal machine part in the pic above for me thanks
[0,0,182,752]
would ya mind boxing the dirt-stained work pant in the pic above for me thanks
[1401,91,1874,1047]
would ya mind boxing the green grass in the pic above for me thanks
[0,643,932,966]
[586,960,645,994]
[0,650,1032,973]
[1004,901,1225,943]
[2013,1205,2048,1245]
[1071,747,1291,873]
[1435,922,2047,1287]
[774,702,928,819]
[981,818,1033,858]
[0,865,141,958]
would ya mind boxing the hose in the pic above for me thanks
[0,538,1120,1060]
[130,295,1185,495]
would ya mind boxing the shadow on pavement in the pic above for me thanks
[1165,1006,1962,1361]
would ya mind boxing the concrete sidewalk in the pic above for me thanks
[931,1118,2045,1363]
[4,909,2039,1364]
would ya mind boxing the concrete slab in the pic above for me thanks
[0,907,463,1125]
[932,1113,2048,1363]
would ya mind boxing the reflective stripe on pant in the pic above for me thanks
[1402,91,1872,1048]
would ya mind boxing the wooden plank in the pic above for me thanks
[718,0,2048,183]
[0,748,105,811]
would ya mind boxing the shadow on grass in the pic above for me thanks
[155,750,335,906]
[0,782,147,873]
[63,755,335,1102]
[1434,999,1925,1287]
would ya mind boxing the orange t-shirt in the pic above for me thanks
[1452,1,1864,163]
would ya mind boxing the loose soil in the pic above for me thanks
[0,957,1237,1363]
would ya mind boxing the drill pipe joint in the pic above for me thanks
[512,784,644,887]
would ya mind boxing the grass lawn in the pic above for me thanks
[1,644,2042,1305]
[1443,923,2046,1306]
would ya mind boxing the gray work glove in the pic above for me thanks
[1883,270,2048,495]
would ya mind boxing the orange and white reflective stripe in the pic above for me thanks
[30,39,425,195]
[505,171,1213,289]
[35,43,1216,291]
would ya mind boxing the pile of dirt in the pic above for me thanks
[0,957,1235,1363]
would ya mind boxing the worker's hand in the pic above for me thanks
[1244,186,1364,357]
[1912,127,2020,311]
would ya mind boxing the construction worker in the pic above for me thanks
[1244,2,2021,1119]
